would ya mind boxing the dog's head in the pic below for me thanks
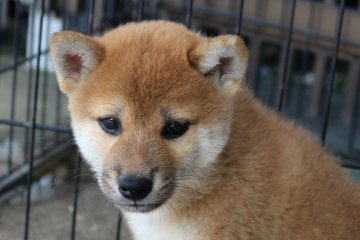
[50,21,248,213]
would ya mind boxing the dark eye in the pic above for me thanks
[161,120,190,139]
[98,117,122,135]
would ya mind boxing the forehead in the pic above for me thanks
[74,23,223,120]
[84,64,215,120]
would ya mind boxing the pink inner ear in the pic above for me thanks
[64,54,82,76]
[204,57,233,78]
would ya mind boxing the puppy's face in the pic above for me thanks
[50,21,248,213]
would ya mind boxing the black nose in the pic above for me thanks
[118,176,153,201]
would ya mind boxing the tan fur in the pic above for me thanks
[50,21,360,240]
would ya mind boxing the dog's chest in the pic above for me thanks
[126,213,200,240]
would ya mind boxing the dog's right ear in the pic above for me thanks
[49,31,105,95]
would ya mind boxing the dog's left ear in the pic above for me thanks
[188,35,248,96]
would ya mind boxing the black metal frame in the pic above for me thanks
[0,0,357,239]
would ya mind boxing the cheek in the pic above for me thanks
[166,129,197,163]
[171,122,230,168]
[72,121,113,174]
[195,123,230,167]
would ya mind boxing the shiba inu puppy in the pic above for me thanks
[50,21,360,240]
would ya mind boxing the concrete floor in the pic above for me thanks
[0,179,132,240]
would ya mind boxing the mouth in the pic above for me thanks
[115,184,174,213]
[118,202,164,213]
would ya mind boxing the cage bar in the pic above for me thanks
[348,69,360,153]
[320,0,346,144]
[54,0,69,143]
[40,0,52,154]
[138,0,145,21]
[276,0,297,111]
[0,50,48,74]
[116,212,123,240]
[186,0,193,28]
[70,154,82,240]
[0,1,2,65]
[7,1,21,173]
[24,0,46,239]
[236,0,244,36]
[24,2,37,163]
[0,118,71,132]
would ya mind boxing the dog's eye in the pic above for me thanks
[98,117,122,135]
[161,120,190,139]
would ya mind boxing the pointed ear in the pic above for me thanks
[49,31,105,95]
[188,35,248,96]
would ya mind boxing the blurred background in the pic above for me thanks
[0,0,359,239]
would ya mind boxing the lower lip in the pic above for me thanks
[121,203,162,212]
